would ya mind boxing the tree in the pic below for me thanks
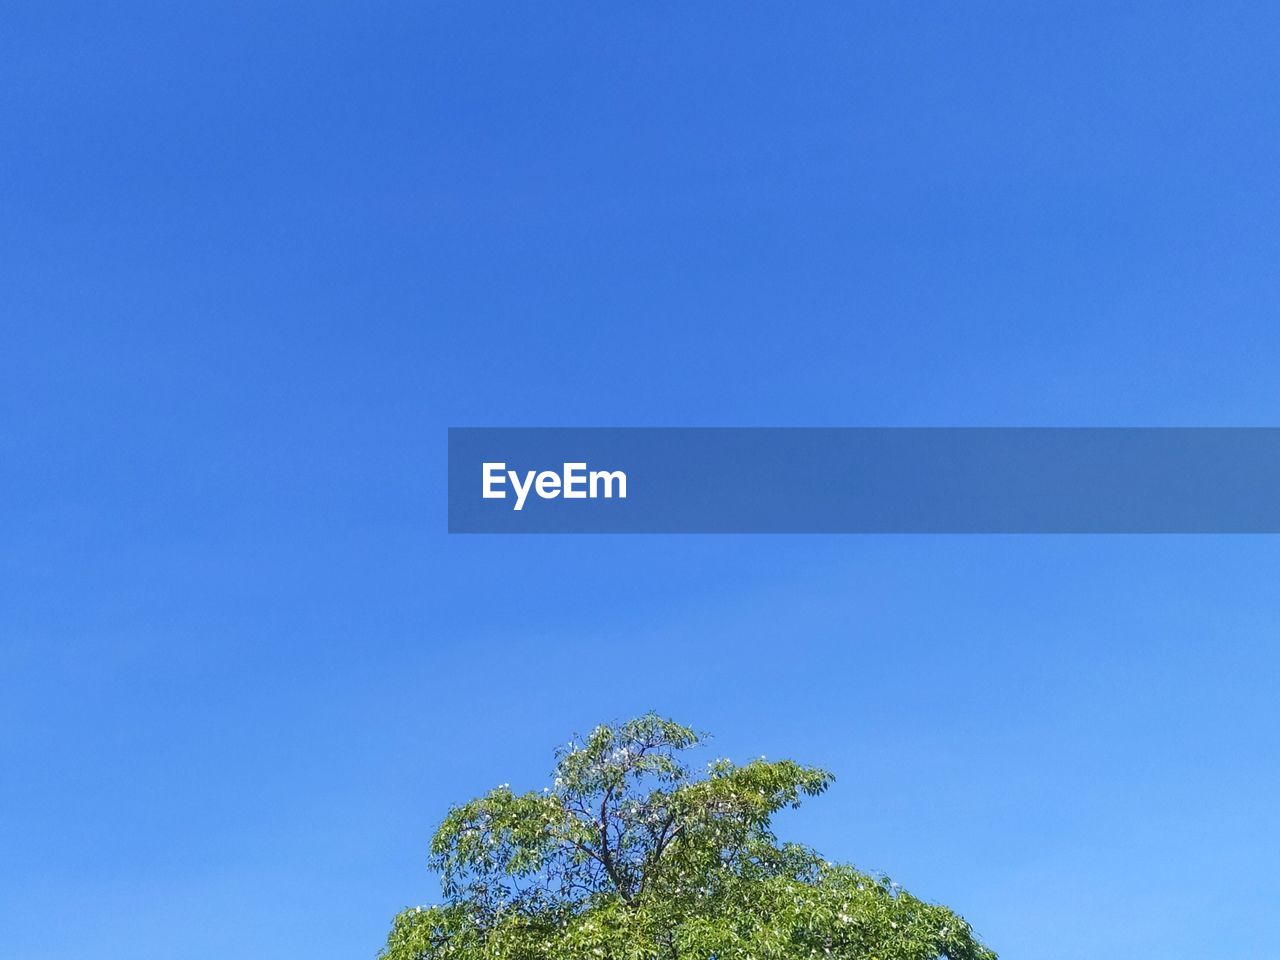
[381,714,995,960]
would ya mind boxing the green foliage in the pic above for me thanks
[381,714,995,960]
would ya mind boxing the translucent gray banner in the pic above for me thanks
[448,428,1280,533]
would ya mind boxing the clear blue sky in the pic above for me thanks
[4,3,1280,958]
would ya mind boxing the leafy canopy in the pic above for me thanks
[382,714,995,960]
